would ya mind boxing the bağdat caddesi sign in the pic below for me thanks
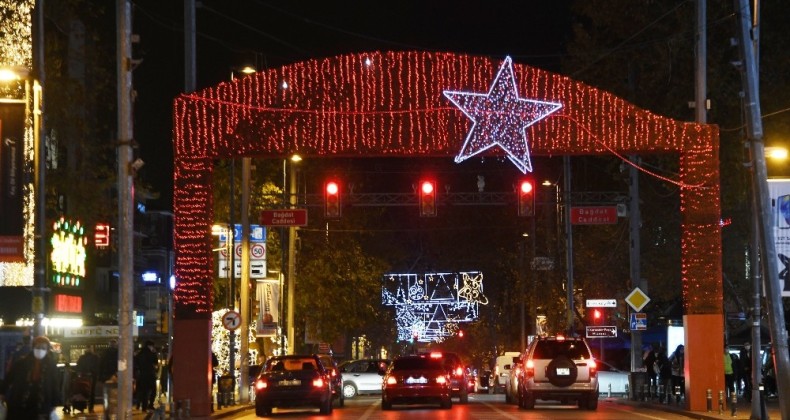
[260,209,308,227]
[570,206,618,225]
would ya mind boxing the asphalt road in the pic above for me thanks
[224,393,698,419]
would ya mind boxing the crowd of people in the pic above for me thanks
[0,335,165,419]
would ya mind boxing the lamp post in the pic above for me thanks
[286,155,301,354]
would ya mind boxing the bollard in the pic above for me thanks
[730,391,737,417]
[658,384,665,403]
[642,383,648,401]
[718,390,724,415]
[650,383,656,400]
[625,382,629,397]
[607,383,611,398]
[675,385,681,405]
[706,388,712,412]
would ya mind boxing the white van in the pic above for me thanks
[493,352,520,394]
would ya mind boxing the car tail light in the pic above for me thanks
[436,375,447,385]
[556,335,565,341]
[524,360,535,378]
[429,352,443,359]
[255,379,268,390]
[588,360,597,376]
[386,376,398,385]
[455,367,463,376]
[330,369,337,377]
[312,377,325,388]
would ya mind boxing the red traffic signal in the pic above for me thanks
[325,181,341,218]
[458,329,464,338]
[517,179,535,217]
[419,180,437,217]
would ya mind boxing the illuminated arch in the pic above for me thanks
[172,51,721,412]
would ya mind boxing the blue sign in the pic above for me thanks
[630,312,647,331]
[219,224,266,242]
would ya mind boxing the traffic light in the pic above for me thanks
[458,329,464,338]
[517,179,535,217]
[586,308,604,325]
[419,180,437,217]
[325,180,341,218]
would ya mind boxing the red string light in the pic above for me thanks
[173,51,721,317]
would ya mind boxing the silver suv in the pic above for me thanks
[517,335,598,410]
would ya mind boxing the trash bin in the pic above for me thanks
[217,375,235,408]
[103,379,118,420]
[629,371,648,401]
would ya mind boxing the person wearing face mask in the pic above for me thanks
[0,335,61,419]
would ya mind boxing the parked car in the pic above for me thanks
[517,335,599,410]
[595,360,629,395]
[381,354,452,410]
[253,354,334,416]
[476,369,494,393]
[427,351,469,403]
[317,354,344,407]
[338,359,390,398]
[494,351,520,394]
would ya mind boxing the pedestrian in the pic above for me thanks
[76,345,100,413]
[643,343,658,386]
[99,339,118,382]
[134,340,159,411]
[0,336,61,419]
[668,344,685,398]
[739,342,752,402]
[723,345,734,397]
[730,352,741,395]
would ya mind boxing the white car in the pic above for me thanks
[595,360,630,395]
[338,359,390,398]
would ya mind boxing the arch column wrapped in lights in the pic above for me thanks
[171,51,722,414]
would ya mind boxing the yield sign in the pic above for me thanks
[625,287,651,312]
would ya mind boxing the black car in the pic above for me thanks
[317,354,344,407]
[426,351,469,403]
[381,354,452,410]
[254,354,334,416]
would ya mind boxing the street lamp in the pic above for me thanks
[286,154,301,355]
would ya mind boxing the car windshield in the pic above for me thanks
[393,357,444,370]
[533,341,590,360]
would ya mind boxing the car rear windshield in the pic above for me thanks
[267,358,318,371]
[533,341,590,360]
[393,357,444,371]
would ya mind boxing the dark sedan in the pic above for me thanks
[254,354,333,416]
[381,354,452,410]
[317,354,344,407]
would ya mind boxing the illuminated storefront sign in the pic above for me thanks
[50,217,87,287]
[53,293,83,313]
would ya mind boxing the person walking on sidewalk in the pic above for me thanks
[76,345,100,413]
[668,344,685,398]
[723,345,735,397]
[0,336,61,419]
[739,342,752,402]
[134,341,159,411]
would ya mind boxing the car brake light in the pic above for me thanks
[524,360,535,377]
[386,376,397,385]
[556,335,565,341]
[255,379,268,390]
[589,360,597,375]
[312,378,325,388]
[455,367,463,376]
[429,352,443,358]
[436,375,447,384]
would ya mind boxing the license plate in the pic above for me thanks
[405,376,428,384]
[278,379,301,386]
[556,368,570,376]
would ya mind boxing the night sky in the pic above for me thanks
[131,0,573,210]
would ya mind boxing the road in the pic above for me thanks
[223,393,697,419]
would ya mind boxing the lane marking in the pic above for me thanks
[358,398,380,420]
[608,404,674,419]
[479,400,526,420]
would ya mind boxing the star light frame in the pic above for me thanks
[443,56,562,174]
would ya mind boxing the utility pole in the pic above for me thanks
[239,157,251,403]
[563,156,574,334]
[628,157,642,373]
[116,0,135,417]
[734,0,790,417]
[32,0,46,339]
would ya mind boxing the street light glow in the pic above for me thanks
[765,146,788,161]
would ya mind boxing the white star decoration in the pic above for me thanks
[443,56,562,174]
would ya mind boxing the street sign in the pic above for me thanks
[530,256,554,271]
[585,326,617,338]
[260,209,308,226]
[625,287,651,312]
[630,312,647,330]
[222,310,241,331]
[586,299,617,308]
[570,206,618,225]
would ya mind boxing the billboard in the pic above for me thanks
[768,179,790,297]
[0,102,25,263]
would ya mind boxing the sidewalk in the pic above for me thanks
[613,394,781,420]
[53,402,253,419]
